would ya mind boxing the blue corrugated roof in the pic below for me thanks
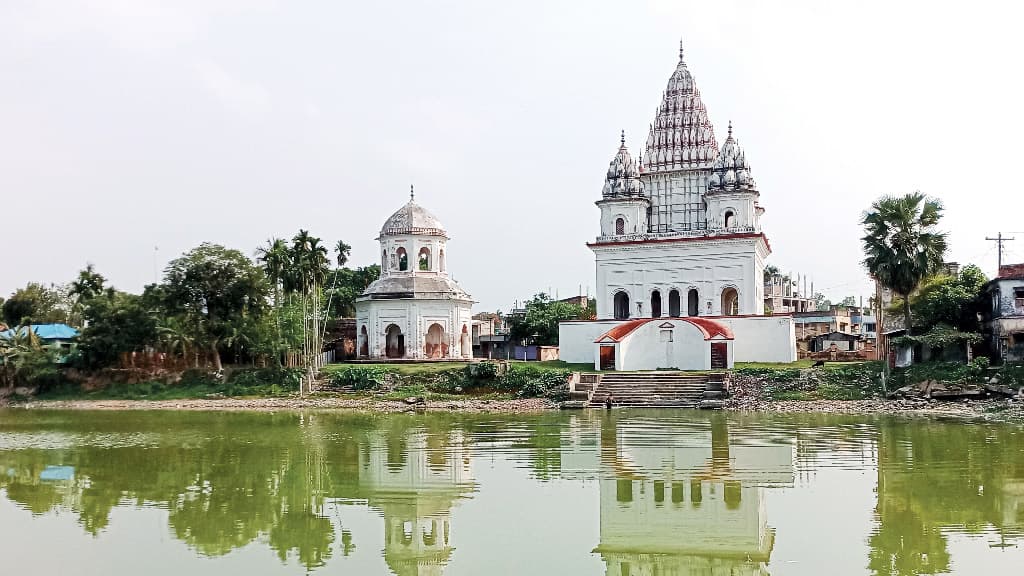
[0,323,79,340]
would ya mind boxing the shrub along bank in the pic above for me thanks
[322,362,571,402]
[731,362,886,401]
[35,368,303,401]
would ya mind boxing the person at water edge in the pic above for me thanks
[605,394,615,409]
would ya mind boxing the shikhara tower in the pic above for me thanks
[591,42,769,321]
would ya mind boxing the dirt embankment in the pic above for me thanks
[12,395,556,413]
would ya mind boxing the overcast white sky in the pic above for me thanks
[2,0,1023,311]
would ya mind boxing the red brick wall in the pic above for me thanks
[999,264,1024,278]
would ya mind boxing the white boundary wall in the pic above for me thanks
[559,315,796,366]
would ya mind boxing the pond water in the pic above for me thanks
[1,409,1022,575]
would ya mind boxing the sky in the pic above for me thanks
[2,0,1023,312]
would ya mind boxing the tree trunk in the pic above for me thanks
[211,342,222,372]
[902,296,913,335]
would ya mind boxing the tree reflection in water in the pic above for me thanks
[1,410,1023,574]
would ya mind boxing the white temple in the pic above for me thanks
[560,43,797,369]
[356,188,474,360]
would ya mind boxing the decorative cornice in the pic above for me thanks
[588,231,772,254]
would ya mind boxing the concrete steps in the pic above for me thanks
[589,372,712,408]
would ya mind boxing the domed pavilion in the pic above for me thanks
[355,187,474,359]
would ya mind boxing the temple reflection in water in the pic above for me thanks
[2,411,1024,575]
[358,427,474,576]
[562,413,794,576]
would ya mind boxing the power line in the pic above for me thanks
[986,232,1015,269]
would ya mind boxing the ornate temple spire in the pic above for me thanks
[707,121,757,193]
[643,42,718,173]
[602,132,644,198]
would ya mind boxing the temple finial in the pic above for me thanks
[679,39,684,61]
[728,120,733,138]
[410,184,414,200]
[620,129,625,145]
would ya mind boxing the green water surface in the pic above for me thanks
[0,409,1022,575]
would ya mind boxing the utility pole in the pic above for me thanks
[986,232,1015,270]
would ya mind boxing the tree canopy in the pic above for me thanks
[508,293,593,345]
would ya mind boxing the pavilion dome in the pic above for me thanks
[379,187,448,238]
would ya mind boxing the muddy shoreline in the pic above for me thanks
[7,395,557,413]
[6,395,1024,422]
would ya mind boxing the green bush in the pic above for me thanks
[224,368,302,396]
[897,361,987,387]
[328,366,394,390]
[499,364,570,401]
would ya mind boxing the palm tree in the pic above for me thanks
[158,317,196,369]
[335,240,351,268]
[257,238,290,364]
[862,192,947,333]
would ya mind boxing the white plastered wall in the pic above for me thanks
[356,299,473,359]
[593,236,767,319]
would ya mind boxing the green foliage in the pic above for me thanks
[324,265,381,318]
[910,265,988,332]
[996,363,1024,387]
[738,362,885,401]
[893,324,983,350]
[508,293,591,345]
[38,368,302,400]
[734,366,802,383]
[895,360,990,387]
[498,364,570,401]
[323,361,569,400]
[163,243,270,369]
[0,326,67,391]
[77,291,158,369]
[328,365,394,390]
[224,368,302,396]
[861,192,948,331]
[2,283,70,326]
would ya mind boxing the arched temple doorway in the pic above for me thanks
[650,290,662,318]
[687,289,700,316]
[386,324,405,358]
[425,323,447,358]
[359,325,369,357]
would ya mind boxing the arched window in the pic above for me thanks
[615,218,625,235]
[396,247,408,271]
[724,210,735,229]
[650,290,662,318]
[668,290,681,317]
[721,287,739,316]
[418,247,431,271]
[439,249,446,272]
[613,291,631,320]
[687,289,699,316]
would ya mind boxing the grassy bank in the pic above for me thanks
[34,368,303,401]
[321,361,572,402]
[732,362,885,401]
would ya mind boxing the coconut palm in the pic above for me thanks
[861,192,948,333]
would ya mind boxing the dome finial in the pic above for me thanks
[410,184,414,201]
[728,120,733,138]
[679,39,684,61]
[620,129,625,145]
